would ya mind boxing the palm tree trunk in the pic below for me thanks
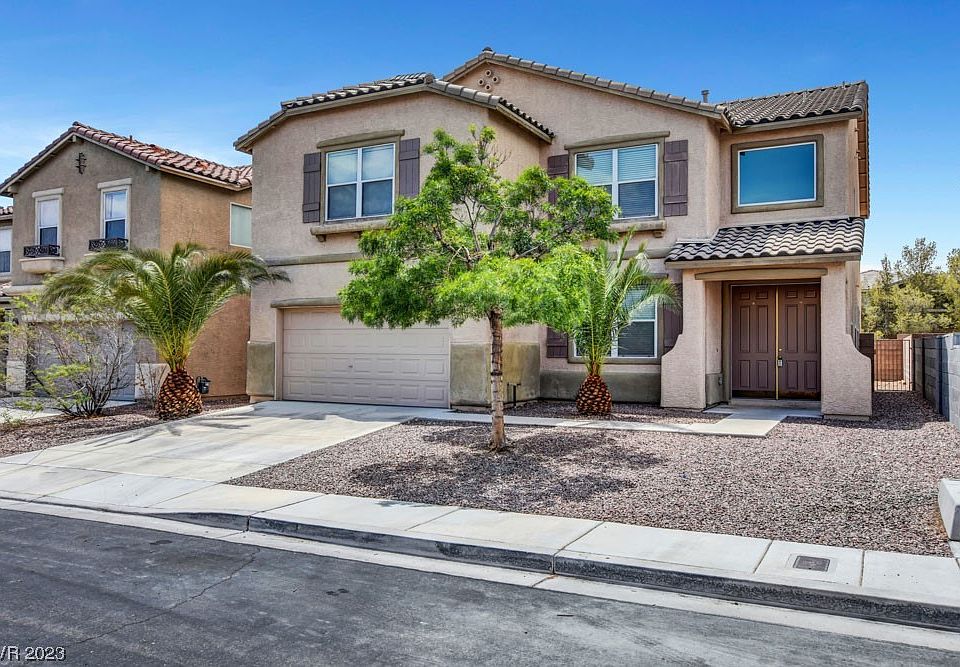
[156,367,203,420]
[576,373,613,415]
[488,309,507,451]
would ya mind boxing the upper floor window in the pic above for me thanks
[230,203,252,248]
[575,144,658,218]
[36,196,60,246]
[733,136,823,212]
[0,228,10,273]
[326,143,395,221]
[102,187,128,239]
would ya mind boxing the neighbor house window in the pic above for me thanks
[612,288,658,358]
[230,203,252,247]
[101,187,128,239]
[736,140,819,208]
[36,196,60,246]
[326,143,395,221]
[0,228,10,273]
[575,144,658,218]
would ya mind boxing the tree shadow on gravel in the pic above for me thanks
[348,423,664,510]
[788,392,957,433]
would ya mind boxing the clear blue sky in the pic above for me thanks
[1,1,957,269]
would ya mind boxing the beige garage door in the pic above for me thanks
[281,309,450,407]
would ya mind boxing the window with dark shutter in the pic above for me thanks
[546,154,569,203]
[398,138,421,198]
[663,140,688,217]
[662,284,683,351]
[546,327,569,358]
[302,152,322,224]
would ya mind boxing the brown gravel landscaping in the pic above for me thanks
[501,400,723,424]
[232,392,960,556]
[0,397,249,457]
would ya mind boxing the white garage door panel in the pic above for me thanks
[281,311,449,407]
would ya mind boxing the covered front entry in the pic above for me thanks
[731,283,821,399]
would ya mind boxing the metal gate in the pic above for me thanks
[873,337,913,391]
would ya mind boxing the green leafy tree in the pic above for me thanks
[561,235,675,415]
[862,256,899,337]
[892,285,951,334]
[339,126,616,450]
[40,244,287,419]
[944,248,960,330]
[896,237,940,294]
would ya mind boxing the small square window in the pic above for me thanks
[325,144,395,221]
[575,144,658,219]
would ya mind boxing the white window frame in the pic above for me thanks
[34,194,61,246]
[325,143,395,222]
[736,141,818,207]
[611,291,659,359]
[574,143,659,219]
[0,227,11,274]
[100,184,130,240]
[229,202,252,248]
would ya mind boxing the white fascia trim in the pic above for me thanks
[32,187,64,198]
[98,178,132,189]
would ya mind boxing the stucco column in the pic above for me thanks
[661,270,707,409]
[820,263,872,418]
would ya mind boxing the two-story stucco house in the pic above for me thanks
[0,122,254,399]
[236,48,871,418]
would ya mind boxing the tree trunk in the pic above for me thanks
[156,367,203,420]
[576,373,613,415]
[488,309,507,451]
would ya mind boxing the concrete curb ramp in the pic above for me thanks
[7,492,960,634]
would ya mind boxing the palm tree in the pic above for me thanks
[41,243,287,419]
[568,236,676,415]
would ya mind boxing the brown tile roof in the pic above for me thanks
[665,218,865,263]
[236,72,554,150]
[720,82,868,127]
[0,206,11,219]
[1,122,251,195]
[445,49,726,120]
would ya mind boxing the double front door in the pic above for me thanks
[731,284,820,399]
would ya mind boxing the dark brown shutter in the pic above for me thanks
[546,327,569,358]
[546,154,569,203]
[663,284,683,351]
[398,138,421,198]
[663,140,688,217]
[302,152,322,224]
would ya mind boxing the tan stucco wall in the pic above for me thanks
[8,139,162,286]
[718,120,860,227]
[160,174,251,396]
[820,262,872,417]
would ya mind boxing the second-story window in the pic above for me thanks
[575,144,658,218]
[36,196,60,246]
[326,143,395,221]
[0,228,10,273]
[230,203,252,248]
[102,187,128,239]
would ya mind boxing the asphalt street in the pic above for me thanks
[0,509,956,666]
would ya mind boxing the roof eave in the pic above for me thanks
[730,109,864,133]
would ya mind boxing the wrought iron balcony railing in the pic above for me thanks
[23,244,61,258]
[88,237,129,252]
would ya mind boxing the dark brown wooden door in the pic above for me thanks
[778,285,820,398]
[731,284,821,399]
[731,286,776,397]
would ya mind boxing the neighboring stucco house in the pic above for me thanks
[0,123,254,398]
[237,48,872,418]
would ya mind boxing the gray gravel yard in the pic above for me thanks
[232,392,960,556]
[499,400,723,424]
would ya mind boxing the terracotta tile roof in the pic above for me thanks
[0,206,11,219]
[1,122,251,195]
[236,72,554,150]
[720,82,868,127]
[665,218,865,263]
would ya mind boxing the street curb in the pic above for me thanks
[7,498,960,633]
[146,509,960,633]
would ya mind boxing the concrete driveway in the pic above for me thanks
[0,401,434,509]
